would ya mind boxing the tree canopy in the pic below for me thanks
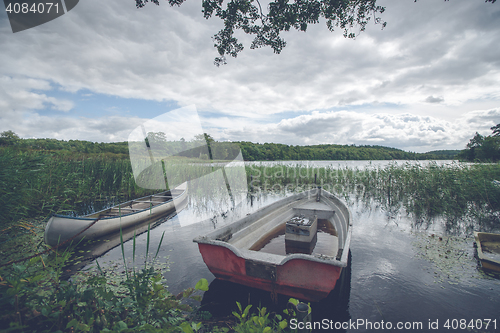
[459,124,500,162]
[0,130,20,146]
[136,0,386,66]
[135,0,496,66]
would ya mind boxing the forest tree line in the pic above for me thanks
[458,124,500,162]
[0,130,461,161]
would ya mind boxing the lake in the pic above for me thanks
[245,159,460,169]
[80,160,500,332]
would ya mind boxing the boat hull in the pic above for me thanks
[198,243,342,301]
[194,188,351,302]
[475,231,500,273]
[44,183,187,247]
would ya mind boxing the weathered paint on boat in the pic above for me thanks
[194,188,351,302]
[474,231,500,273]
[44,182,187,247]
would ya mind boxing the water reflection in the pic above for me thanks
[78,180,500,332]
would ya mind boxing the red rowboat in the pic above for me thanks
[194,187,352,302]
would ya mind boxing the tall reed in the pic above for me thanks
[0,148,156,228]
[245,162,500,227]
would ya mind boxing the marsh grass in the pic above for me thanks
[0,148,156,225]
[246,162,500,229]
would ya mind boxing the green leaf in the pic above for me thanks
[66,319,79,329]
[41,307,49,317]
[195,278,209,291]
[77,322,90,332]
[263,327,272,333]
[179,321,194,333]
[243,304,252,318]
[192,322,202,331]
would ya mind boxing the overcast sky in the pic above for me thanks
[1,0,499,153]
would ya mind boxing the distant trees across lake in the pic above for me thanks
[0,130,130,157]
[0,130,461,161]
[236,141,459,161]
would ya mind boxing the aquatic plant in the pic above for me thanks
[0,227,205,332]
[245,162,500,231]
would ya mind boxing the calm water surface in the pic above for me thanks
[81,161,500,332]
[246,159,460,169]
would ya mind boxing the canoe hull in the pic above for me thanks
[44,183,187,247]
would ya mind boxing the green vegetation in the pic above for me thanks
[0,227,208,332]
[0,225,305,332]
[246,162,500,230]
[0,130,129,156]
[136,0,387,66]
[458,123,500,162]
[1,130,459,164]
[238,142,458,161]
[0,148,155,226]
[135,0,496,66]
[1,129,498,332]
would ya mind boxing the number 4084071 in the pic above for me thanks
[443,319,497,330]
[5,2,59,14]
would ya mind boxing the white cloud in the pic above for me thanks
[0,76,73,112]
[0,0,499,151]
[219,108,500,152]
[2,112,146,142]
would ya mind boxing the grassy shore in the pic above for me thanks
[1,148,500,331]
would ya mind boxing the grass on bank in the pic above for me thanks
[0,226,306,333]
[2,145,500,332]
[0,225,209,333]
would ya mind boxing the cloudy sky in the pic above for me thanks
[1,0,499,153]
